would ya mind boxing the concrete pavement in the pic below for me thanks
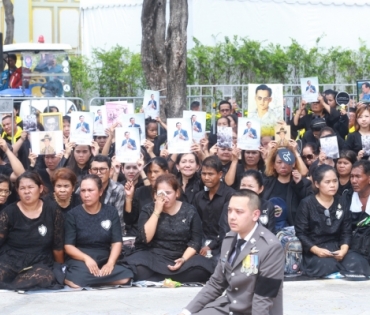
[0,279,369,315]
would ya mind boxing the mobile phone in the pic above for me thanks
[331,252,338,256]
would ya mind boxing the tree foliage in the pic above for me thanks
[70,38,370,100]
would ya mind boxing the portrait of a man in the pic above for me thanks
[40,134,55,155]
[121,131,137,150]
[147,94,157,109]
[173,122,189,141]
[243,121,257,139]
[191,115,202,133]
[76,115,90,133]
[40,113,62,132]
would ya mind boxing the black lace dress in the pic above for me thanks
[295,195,370,277]
[43,193,82,217]
[123,202,214,282]
[0,200,65,290]
[64,205,133,287]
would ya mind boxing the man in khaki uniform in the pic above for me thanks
[40,134,55,155]
[181,190,284,315]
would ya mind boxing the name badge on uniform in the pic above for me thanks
[241,254,259,276]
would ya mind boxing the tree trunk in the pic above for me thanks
[2,0,14,45]
[141,0,188,119]
[165,0,188,118]
[141,0,167,91]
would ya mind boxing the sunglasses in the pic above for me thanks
[324,209,331,226]
[302,154,314,160]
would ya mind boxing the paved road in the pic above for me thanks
[0,279,369,315]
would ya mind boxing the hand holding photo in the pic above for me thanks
[22,114,37,132]
[91,105,108,136]
[142,90,160,119]
[30,130,63,155]
[183,110,206,143]
[320,136,339,159]
[121,113,146,141]
[301,77,319,103]
[217,126,233,149]
[237,118,260,150]
[115,127,141,163]
[70,111,94,145]
[274,125,291,146]
[167,118,192,153]
[247,83,283,136]
[40,112,63,132]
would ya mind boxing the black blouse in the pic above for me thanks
[295,195,352,252]
[43,193,83,217]
[65,204,122,251]
[0,200,64,254]
[137,202,202,253]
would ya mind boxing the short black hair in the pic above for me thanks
[218,100,232,110]
[8,54,17,62]
[190,101,200,110]
[91,154,111,169]
[362,82,370,89]
[202,156,223,173]
[79,115,84,119]
[63,115,71,123]
[255,84,272,97]
[353,160,370,176]
[231,189,261,211]
[81,174,103,191]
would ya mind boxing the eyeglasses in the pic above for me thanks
[324,209,331,226]
[302,154,314,160]
[0,189,11,196]
[90,167,109,174]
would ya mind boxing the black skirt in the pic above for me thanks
[65,248,133,287]
[302,242,370,278]
[123,247,214,278]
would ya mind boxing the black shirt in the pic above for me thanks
[272,180,290,202]
[124,185,153,236]
[295,195,352,253]
[295,106,340,131]
[65,204,122,251]
[192,181,234,250]
[178,172,203,204]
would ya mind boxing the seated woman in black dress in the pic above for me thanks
[124,174,213,282]
[0,174,12,212]
[295,165,370,278]
[43,168,82,216]
[0,171,64,290]
[64,174,133,288]
[124,157,169,236]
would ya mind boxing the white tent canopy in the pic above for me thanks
[80,0,370,57]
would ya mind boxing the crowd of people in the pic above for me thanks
[0,93,369,314]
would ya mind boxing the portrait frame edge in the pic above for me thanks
[40,112,63,131]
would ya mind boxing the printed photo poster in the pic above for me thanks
[274,125,291,146]
[356,80,370,102]
[105,101,134,128]
[183,110,206,143]
[115,127,141,163]
[90,105,108,136]
[70,111,94,145]
[237,118,260,150]
[247,84,283,137]
[362,135,370,156]
[300,77,319,103]
[22,114,37,132]
[320,136,339,159]
[167,118,192,154]
[142,90,160,119]
[30,130,63,155]
[217,126,233,149]
[120,113,146,141]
